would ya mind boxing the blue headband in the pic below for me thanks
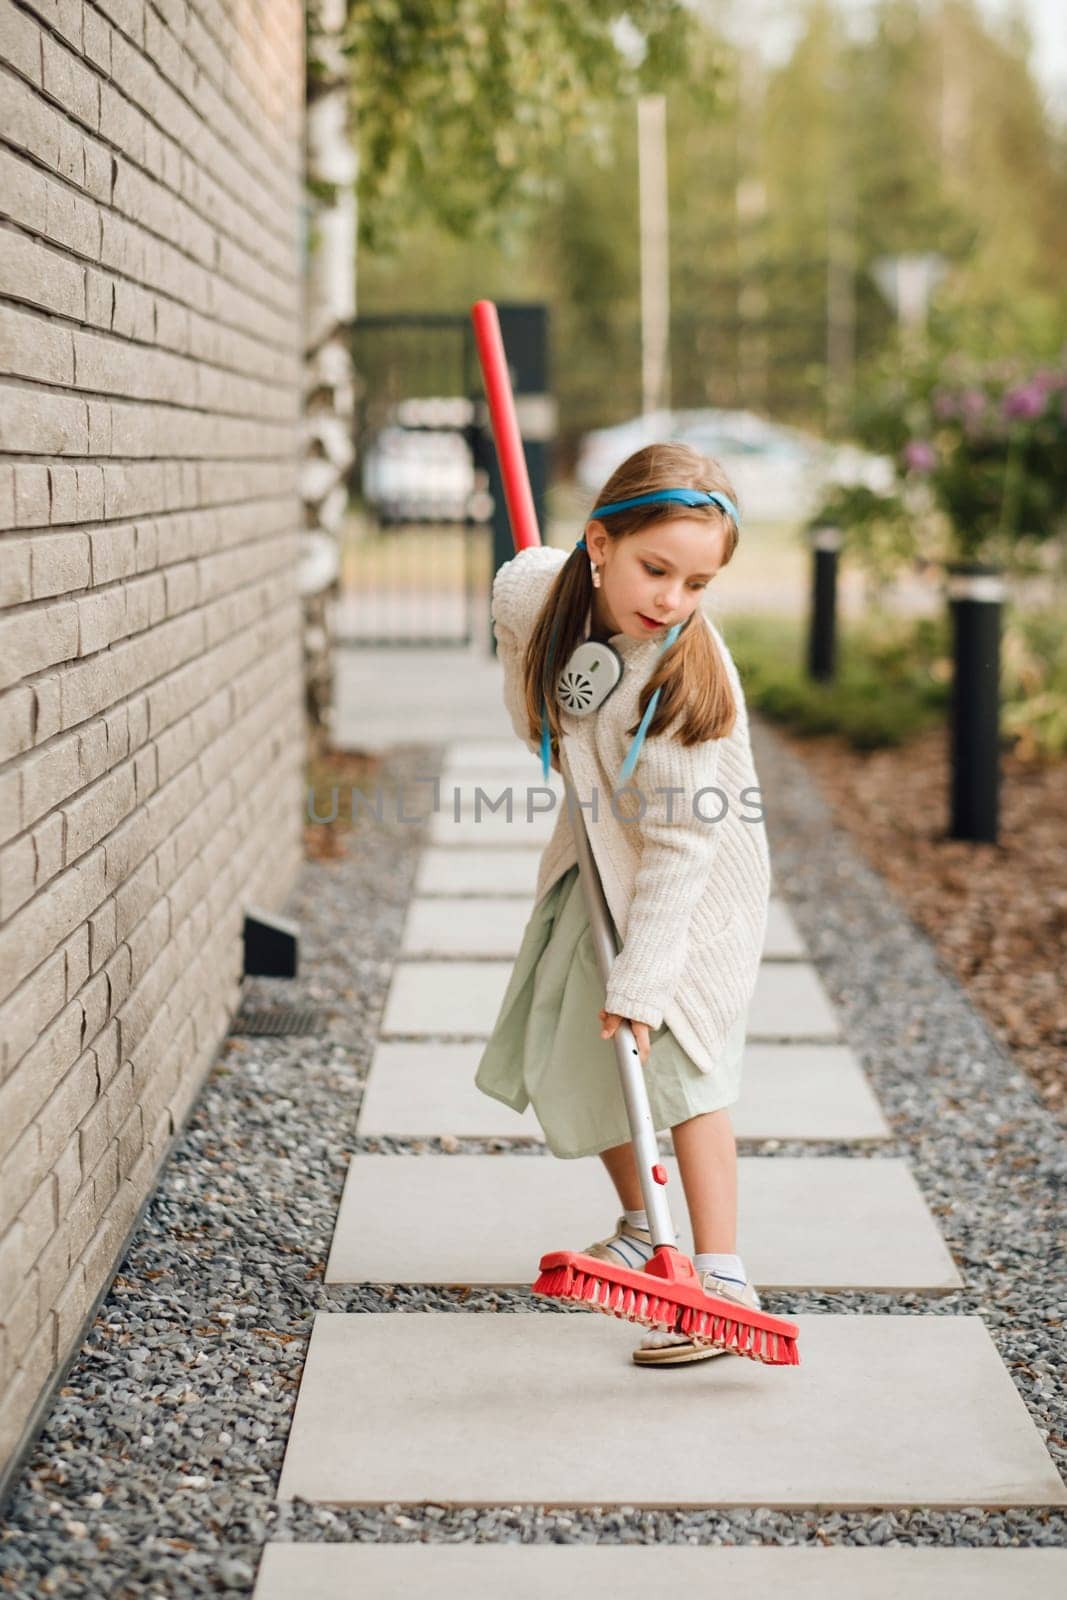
[590,486,741,526]
[548,487,729,786]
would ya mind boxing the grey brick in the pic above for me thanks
[0,0,44,85]
[41,33,100,129]
[0,834,35,922]
[0,685,34,762]
[43,173,101,258]
[82,8,111,75]
[76,585,128,655]
[0,384,89,455]
[0,542,31,607]
[13,465,51,529]
[75,465,104,523]
[76,718,107,787]
[87,523,136,585]
[0,601,79,691]
[0,1001,83,1163]
[76,969,109,1048]
[0,847,107,1003]
[32,675,62,745]
[0,303,74,385]
[51,1258,88,1354]
[20,735,79,834]
[21,1,82,54]
[63,924,90,1000]
[48,465,80,526]
[3,70,61,169]
[0,1315,56,1467]
[0,231,86,320]
[64,764,136,862]
[30,532,91,599]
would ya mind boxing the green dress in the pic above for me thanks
[474,863,748,1160]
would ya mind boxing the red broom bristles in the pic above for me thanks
[532,1251,801,1367]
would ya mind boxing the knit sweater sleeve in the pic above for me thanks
[491,544,569,752]
[491,543,568,645]
[603,709,728,1032]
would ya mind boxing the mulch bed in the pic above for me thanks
[773,722,1067,1129]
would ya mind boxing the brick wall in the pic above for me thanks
[0,0,306,1477]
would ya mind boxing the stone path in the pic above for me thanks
[255,737,1066,1593]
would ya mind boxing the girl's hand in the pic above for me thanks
[599,1009,651,1066]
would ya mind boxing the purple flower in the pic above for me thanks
[1002,382,1045,421]
[932,390,957,420]
[903,439,937,473]
[960,388,986,419]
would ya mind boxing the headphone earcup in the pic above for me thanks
[555,642,624,718]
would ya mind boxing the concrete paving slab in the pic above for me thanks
[276,1313,1067,1508]
[254,1542,1067,1600]
[751,961,840,1039]
[733,1043,889,1139]
[359,1041,543,1137]
[381,961,842,1041]
[442,739,540,769]
[399,893,807,963]
[427,807,558,847]
[764,898,807,959]
[358,1040,889,1143]
[413,849,541,897]
[439,764,564,797]
[335,650,514,751]
[400,896,536,958]
[326,1156,961,1290]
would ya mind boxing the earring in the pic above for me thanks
[591,562,602,589]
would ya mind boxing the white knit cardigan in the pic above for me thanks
[491,543,771,1076]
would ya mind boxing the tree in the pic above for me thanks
[341,0,721,251]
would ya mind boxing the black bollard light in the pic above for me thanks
[807,524,843,682]
[945,561,1005,844]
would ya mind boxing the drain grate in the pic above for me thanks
[230,1005,331,1038]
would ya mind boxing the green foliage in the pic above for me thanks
[804,483,920,597]
[1000,609,1067,761]
[827,345,1067,565]
[726,605,1067,762]
[725,611,950,749]
[339,0,719,252]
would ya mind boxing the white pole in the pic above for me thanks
[638,93,670,418]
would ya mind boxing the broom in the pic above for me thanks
[471,300,800,1367]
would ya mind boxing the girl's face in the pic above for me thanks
[585,514,729,640]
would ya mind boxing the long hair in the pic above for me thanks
[522,442,741,764]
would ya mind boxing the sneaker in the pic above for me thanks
[580,1214,679,1271]
[631,1272,762,1367]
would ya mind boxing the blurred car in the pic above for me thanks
[576,408,891,523]
[361,397,492,524]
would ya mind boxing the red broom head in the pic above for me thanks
[532,1246,801,1367]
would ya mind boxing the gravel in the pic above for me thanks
[0,729,1063,1596]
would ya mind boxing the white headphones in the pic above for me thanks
[541,623,684,786]
[556,640,624,717]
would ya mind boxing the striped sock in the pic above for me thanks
[604,1211,678,1270]
[694,1251,746,1286]
[695,1251,762,1310]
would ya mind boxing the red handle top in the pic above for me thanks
[470,300,543,553]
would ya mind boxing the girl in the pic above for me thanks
[474,442,771,1367]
